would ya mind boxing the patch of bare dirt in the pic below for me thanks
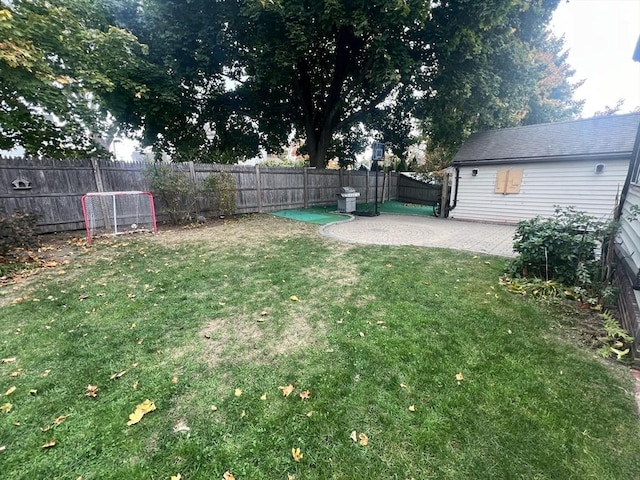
[150,214,323,249]
[199,314,327,368]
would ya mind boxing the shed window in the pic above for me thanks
[494,168,523,194]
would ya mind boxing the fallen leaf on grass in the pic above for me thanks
[299,390,311,400]
[41,440,56,449]
[400,383,408,389]
[171,376,178,384]
[170,475,182,480]
[291,447,303,462]
[1,403,12,414]
[359,332,365,337]
[110,370,127,380]
[350,430,358,442]
[260,393,267,401]
[85,385,99,397]
[41,369,51,377]
[279,384,294,397]
[53,414,70,425]
[289,295,299,302]
[41,425,51,432]
[358,433,369,446]
[408,405,416,412]
[1,357,16,364]
[223,472,235,480]
[4,386,16,396]
[126,399,156,426]
[133,381,139,390]
[0,445,6,452]
[234,388,242,397]
[9,370,22,377]
[29,389,37,396]
[306,411,313,417]
[288,475,296,480]
[455,372,464,383]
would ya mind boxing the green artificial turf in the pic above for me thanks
[1,215,639,479]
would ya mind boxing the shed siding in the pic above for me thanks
[451,159,628,224]
[618,183,640,272]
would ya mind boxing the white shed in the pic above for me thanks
[449,113,640,224]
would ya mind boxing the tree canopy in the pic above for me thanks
[2,0,582,165]
[0,0,147,157]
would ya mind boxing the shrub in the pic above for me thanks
[202,171,237,217]
[508,207,615,287]
[144,164,198,224]
[0,210,39,257]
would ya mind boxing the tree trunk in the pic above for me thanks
[306,126,332,169]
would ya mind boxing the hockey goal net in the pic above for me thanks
[81,191,158,244]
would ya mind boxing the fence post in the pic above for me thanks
[303,167,309,208]
[90,158,105,193]
[255,164,263,213]
[365,170,370,203]
[187,161,197,183]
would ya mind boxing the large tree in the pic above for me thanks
[118,0,581,167]
[0,0,147,158]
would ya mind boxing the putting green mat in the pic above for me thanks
[272,201,435,224]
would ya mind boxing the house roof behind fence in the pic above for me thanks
[452,112,640,165]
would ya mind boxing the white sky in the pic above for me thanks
[550,0,640,116]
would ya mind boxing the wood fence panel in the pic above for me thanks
[2,158,401,232]
[398,175,442,205]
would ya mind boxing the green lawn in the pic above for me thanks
[1,215,639,480]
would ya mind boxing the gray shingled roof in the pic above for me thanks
[452,113,640,165]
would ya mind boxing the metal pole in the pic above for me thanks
[374,159,379,215]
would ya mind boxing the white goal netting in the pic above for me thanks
[81,191,157,244]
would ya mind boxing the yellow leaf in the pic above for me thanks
[306,411,313,417]
[41,425,51,432]
[234,388,242,397]
[127,409,144,426]
[41,440,56,449]
[223,472,236,480]
[299,389,311,400]
[1,357,16,364]
[279,384,294,397]
[170,474,182,480]
[133,381,139,390]
[29,389,37,396]
[290,295,299,302]
[455,372,464,382]
[4,386,16,396]
[260,393,267,401]
[134,91,143,99]
[53,414,70,425]
[385,263,393,268]
[260,310,268,316]
[291,447,303,462]
[358,433,369,446]
[171,376,178,384]
[85,385,99,397]
[399,383,407,388]
[41,369,51,377]
[110,370,127,380]
[408,405,416,412]
[127,399,156,426]
[0,445,6,452]
[9,370,21,377]
[210,405,218,412]
[350,430,357,442]
[1,403,12,414]
[288,475,296,480]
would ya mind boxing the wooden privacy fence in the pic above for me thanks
[397,174,443,206]
[0,157,398,233]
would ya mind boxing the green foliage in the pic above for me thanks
[595,311,633,361]
[143,165,197,224]
[201,172,237,217]
[113,0,580,167]
[508,207,614,287]
[0,210,39,257]
[0,0,147,158]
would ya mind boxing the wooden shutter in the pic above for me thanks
[494,168,523,194]
[505,168,523,194]
[495,169,509,193]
